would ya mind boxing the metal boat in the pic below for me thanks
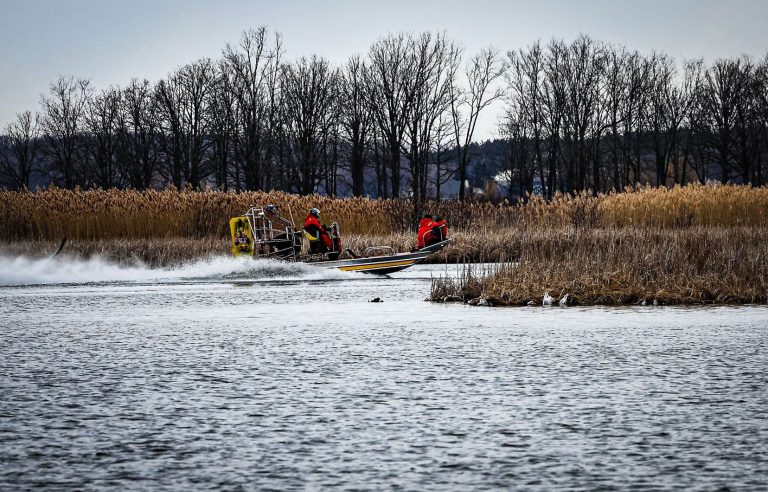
[229,206,450,274]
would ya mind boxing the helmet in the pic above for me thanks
[265,204,277,213]
[309,207,320,218]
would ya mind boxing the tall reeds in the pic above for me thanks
[3,185,768,305]
[3,184,768,242]
[431,227,768,305]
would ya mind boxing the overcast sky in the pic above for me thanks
[2,0,767,139]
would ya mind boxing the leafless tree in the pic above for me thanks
[430,114,457,199]
[404,32,461,205]
[208,61,238,190]
[451,46,505,201]
[280,55,338,194]
[558,35,605,192]
[39,76,92,187]
[8,30,768,194]
[506,41,544,195]
[84,87,122,187]
[731,58,763,185]
[339,56,372,197]
[222,27,283,191]
[538,40,568,197]
[499,105,530,199]
[119,79,161,189]
[696,58,755,183]
[0,111,41,189]
[155,58,215,188]
[365,33,419,198]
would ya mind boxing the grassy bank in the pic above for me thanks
[2,184,768,242]
[431,227,768,306]
[0,188,514,240]
[3,185,768,305]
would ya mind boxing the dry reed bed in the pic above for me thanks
[3,184,768,242]
[0,231,508,267]
[431,227,768,306]
[0,188,514,241]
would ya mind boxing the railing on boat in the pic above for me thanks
[242,206,303,261]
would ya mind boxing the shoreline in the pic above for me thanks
[3,226,767,307]
[0,231,513,267]
[430,227,768,307]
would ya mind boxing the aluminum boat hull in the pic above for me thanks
[317,240,451,274]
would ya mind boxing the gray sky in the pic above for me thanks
[2,0,767,139]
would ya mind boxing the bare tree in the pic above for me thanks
[755,55,768,184]
[430,114,456,199]
[10,30,768,194]
[602,47,650,190]
[155,59,215,189]
[366,33,420,198]
[208,60,238,190]
[280,55,338,194]
[506,41,545,195]
[119,79,161,189]
[223,27,283,191]
[339,56,372,197]
[696,58,754,183]
[732,57,763,185]
[404,32,461,205]
[499,105,531,199]
[39,76,92,187]
[451,46,506,200]
[85,87,122,187]
[559,35,605,192]
[0,111,41,189]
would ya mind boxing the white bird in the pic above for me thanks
[559,293,569,306]
[543,292,554,306]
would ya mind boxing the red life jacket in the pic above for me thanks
[431,219,448,241]
[417,218,433,249]
[304,214,333,249]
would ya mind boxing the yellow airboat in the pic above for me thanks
[229,206,450,275]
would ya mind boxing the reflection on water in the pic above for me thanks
[1,259,767,490]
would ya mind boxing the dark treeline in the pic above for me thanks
[0,27,501,203]
[503,35,768,198]
[1,29,768,201]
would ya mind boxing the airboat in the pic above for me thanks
[229,206,450,275]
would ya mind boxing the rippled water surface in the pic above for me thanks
[1,255,767,490]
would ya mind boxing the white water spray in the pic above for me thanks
[0,254,350,287]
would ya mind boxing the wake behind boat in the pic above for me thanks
[229,206,450,274]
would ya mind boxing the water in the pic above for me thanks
[1,254,767,490]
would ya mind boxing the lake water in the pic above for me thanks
[1,255,767,490]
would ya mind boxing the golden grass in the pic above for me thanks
[2,184,768,243]
[0,188,400,240]
[431,227,768,305]
[3,224,767,306]
[3,185,768,305]
[515,184,768,229]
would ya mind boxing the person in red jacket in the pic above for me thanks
[304,207,333,253]
[417,213,433,249]
[429,216,448,245]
